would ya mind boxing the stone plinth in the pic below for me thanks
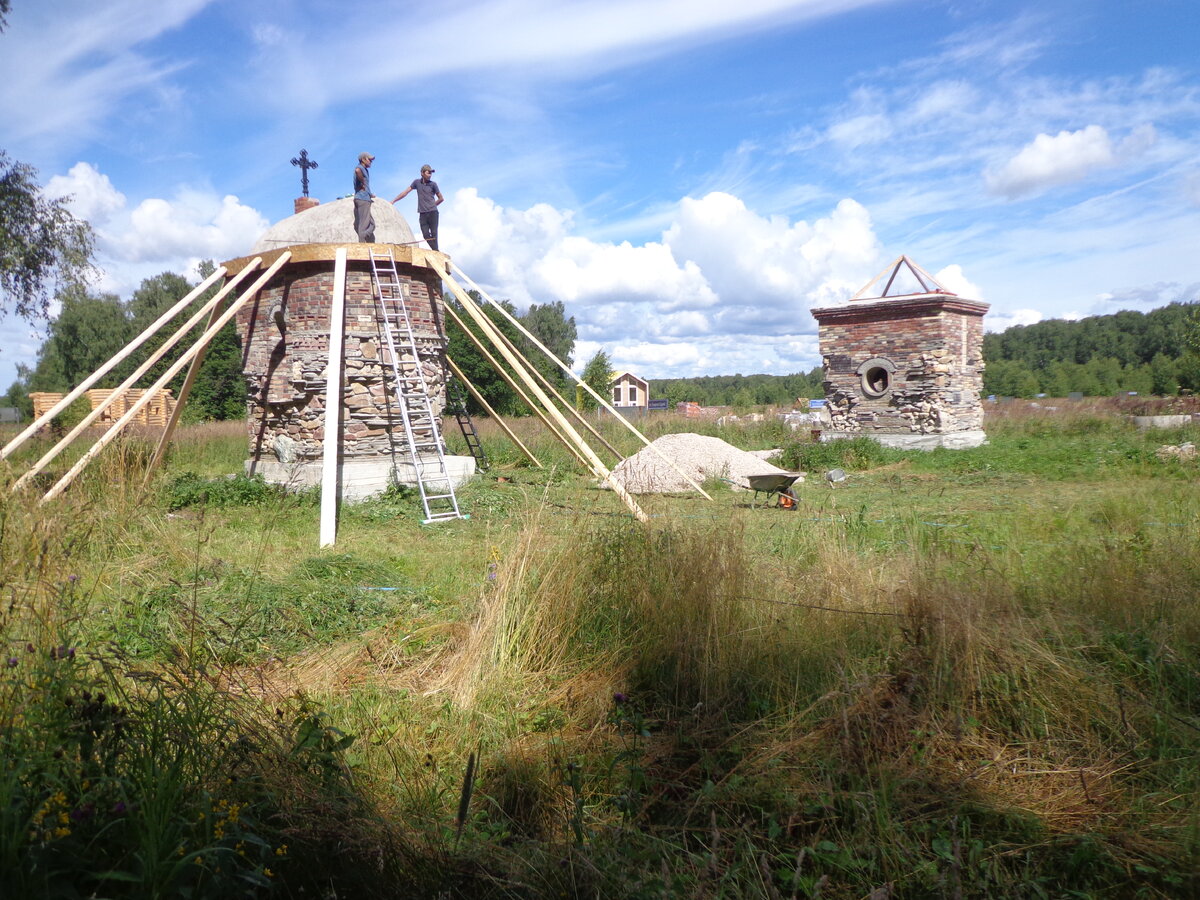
[811,292,989,450]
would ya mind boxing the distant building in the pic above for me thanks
[610,371,649,409]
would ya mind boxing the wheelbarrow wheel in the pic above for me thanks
[777,488,798,510]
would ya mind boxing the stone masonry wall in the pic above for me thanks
[236,257,447,464]
[814,297,987,436]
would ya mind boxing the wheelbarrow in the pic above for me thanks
[745,472,802,510]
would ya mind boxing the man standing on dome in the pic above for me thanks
[353,152,376,242]
[392,164,444,251]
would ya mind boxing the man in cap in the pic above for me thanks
[392,164,444,251]
[353,152,376,242]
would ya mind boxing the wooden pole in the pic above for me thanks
[145,276,242,480]
[1,265,227,460]
[442,271,648,523]
[320,248,348,548]
[40,253,293,503]
[487,323,623,461]
[14,261,263,493]
[446,355,541,468]
[453,266,714,500]
[442,303,586,467]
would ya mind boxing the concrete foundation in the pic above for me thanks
[249,455,477,502]
[820,429,988,450]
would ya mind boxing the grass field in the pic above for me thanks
[1,401,1198,898]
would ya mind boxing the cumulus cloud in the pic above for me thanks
[38,160,270,299]
[45,162,126,224]
[444,189,883,377]
[985,124,1158,198]
[934,264,984,300]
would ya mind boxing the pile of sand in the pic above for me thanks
[609,433,798,494]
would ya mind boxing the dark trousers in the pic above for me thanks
[354,198,375,242]
[419,210,439,251]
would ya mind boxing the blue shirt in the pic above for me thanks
[353,165,371,201]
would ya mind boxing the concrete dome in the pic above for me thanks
[251,197,416,253]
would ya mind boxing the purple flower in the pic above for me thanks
[613,692,629,705]
[111,801,127,816]
[4,657,17,668]
[67,574,80,584]
[70,803,95,822]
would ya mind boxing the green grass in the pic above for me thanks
[1,401,1199,897]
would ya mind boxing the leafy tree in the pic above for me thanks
[1149,352,1179,396]
[579,349,613,412]
[0,151,95,321]
[520,300,576,389]
[25,287,131,393]
[446,290,525,416]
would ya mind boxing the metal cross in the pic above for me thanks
[290,149,319,197]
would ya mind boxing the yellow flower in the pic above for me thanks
[264,867,274,878]
[275,844,288,857]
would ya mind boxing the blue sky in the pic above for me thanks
[2,0,1198,391]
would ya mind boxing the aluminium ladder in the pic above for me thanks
[446,376,489,472]
[368,248,465,523]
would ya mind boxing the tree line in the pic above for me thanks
[982,300,1200,398]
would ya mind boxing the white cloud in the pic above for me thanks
[985,124,1158,199]
[120,191,268,263]
[445,189,883,378]
[45,162,126,224]
[984,308,1043,331]
[827,113,893,148]
[934,264,983,300]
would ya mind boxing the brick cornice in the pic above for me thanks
[812,294,989,324]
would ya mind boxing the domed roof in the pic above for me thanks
[251,197,417,253]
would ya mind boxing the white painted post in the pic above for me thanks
[320,248,348,548]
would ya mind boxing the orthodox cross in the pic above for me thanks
[290,149,319,197]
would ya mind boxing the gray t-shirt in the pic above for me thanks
[411,178,441,213]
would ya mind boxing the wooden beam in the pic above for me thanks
[442,302,587,468]
[452,266,713,500]
[1,264,227,461]
[320,248,348,548]
[442,271,648,523]
[40,253,293,503]
[14,260,264,493]
[445,355,542,468]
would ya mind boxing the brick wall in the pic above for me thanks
[812,295,988,436]
[235,256,448,463]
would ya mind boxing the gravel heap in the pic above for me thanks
[609,433,798,494]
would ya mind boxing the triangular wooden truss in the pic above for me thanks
[1,247,715,541]
[851,255,953,301]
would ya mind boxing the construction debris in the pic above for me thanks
[608,433,798,494]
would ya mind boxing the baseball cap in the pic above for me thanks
[421,164,435,173]
[359,152,375,163]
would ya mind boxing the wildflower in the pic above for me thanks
[111,801,127,815]
[613,692,628,705]
[70,803,95,823]
[5,657,16,668]
[67,574,79,584]
[263,867,274,878]
[275,844,288,857]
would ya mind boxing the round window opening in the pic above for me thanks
[862,366,891,397]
